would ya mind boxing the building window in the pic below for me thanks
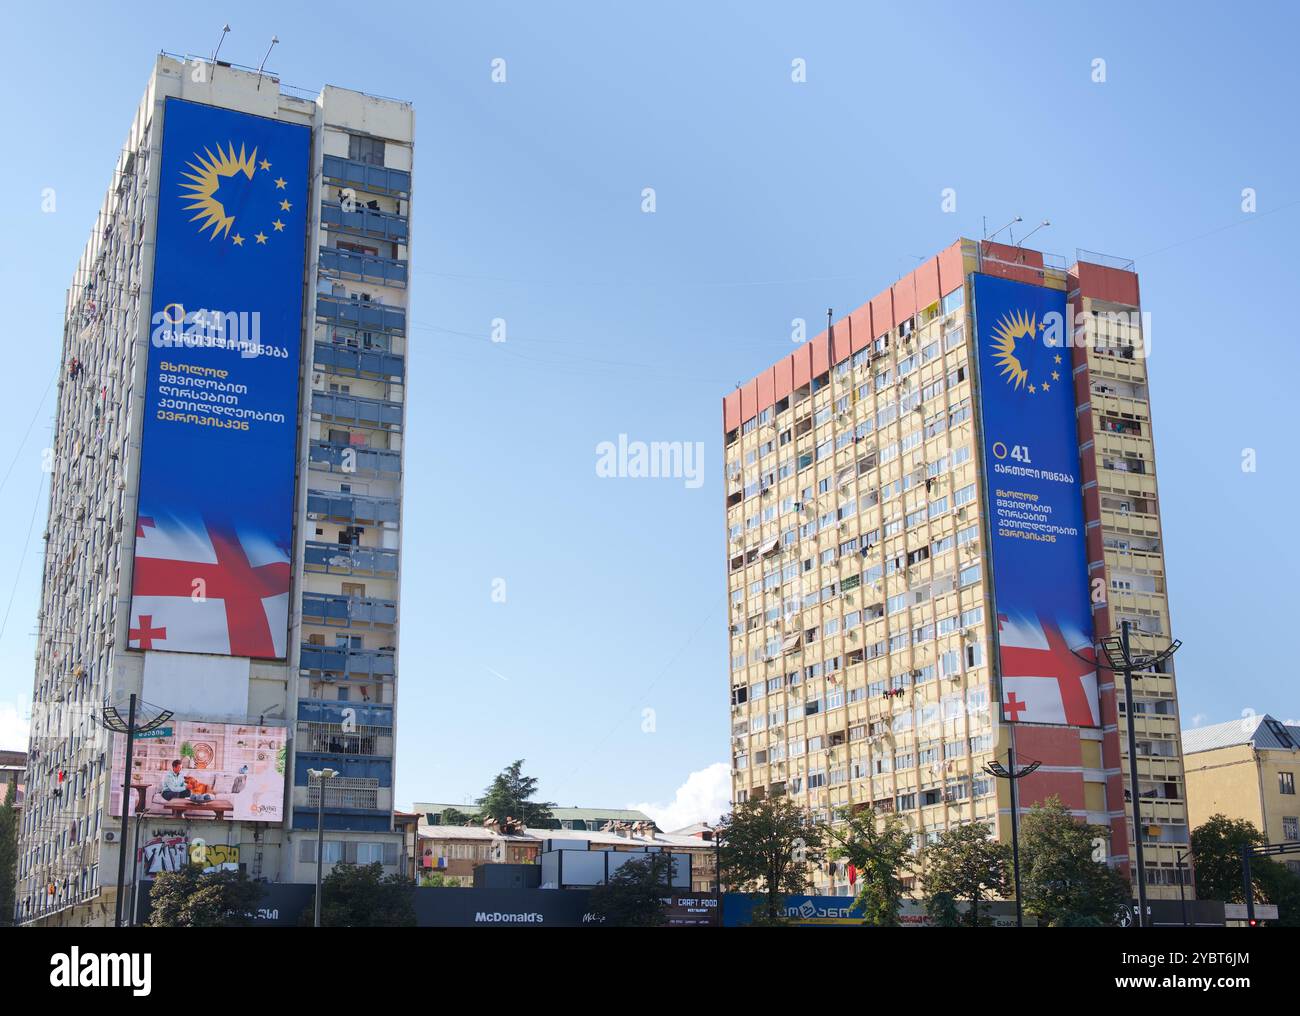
[349,134,386,166]
[1283,817,1299,841]
[1281,772,1296,796]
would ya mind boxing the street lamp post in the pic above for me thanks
[97,693,173,928]
[1083,620,1181,929]
[127,808,145,927]
[308,767,339,928]
[984,729,1041,929]
[1175,848,1192,927]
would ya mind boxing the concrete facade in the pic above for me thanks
[723,239,1191,897]
[17,53,414,926]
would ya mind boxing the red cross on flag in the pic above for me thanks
[997,612,1099,727]
[128,514,291,658]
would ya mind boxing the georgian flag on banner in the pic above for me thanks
[997,612,1100,727]
[128,513,291,658]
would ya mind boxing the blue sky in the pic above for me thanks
[0,1,1296,825]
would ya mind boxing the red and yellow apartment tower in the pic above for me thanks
[722,238,1188,899]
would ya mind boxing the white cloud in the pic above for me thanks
[1190,713,1205,728]
[629,762,731,832]
[0,699,30,752]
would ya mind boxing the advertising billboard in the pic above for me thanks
[971,273,1098,727]
[128,97,310,659]
[110,720,287,823]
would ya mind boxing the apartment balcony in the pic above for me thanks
[1096,430,1150,461]
[319,246,408,288]
[314,340,404,381]
[1088,350,1146,383]
[1100,508,1160,539]
[308,440,401,477]
[1126,674,1177,703]
[1130,756,1182,783]
[296,720,393,759]
[1107,587,1166,620]
[307,490,400,526]
[304,540,399,578]
[299,642,396,679]
[1121,709,1179,739]
[1098,468,1158,501]
[1091,392,1150,423]
[1139,799,1188,825]
[301,592,397,628]
[303,775,382,812]
[1104,546,1164,577]
[320,201,408,243]
[316,293,405,334]
[298,699,393,725]
[311,390,403,431]
[322,154,411,198]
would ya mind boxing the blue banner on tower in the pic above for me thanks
[972,273,1098,727]
[128,97,310,660]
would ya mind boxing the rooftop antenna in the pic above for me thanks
[986,215,1021,242]
[256,35,279,90]
[211,23,231,67]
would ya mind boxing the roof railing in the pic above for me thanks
[157,50,412,107]
[1075,248,1136,272]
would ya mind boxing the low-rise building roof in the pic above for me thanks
[1181,713,1300,755]
[413,802,655,825]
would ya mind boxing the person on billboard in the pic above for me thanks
[160,760,191,802]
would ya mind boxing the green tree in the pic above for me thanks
[419,871,458,888]
[476,759,555,828]
[716,796,824,924]
[1253,859,1300,927]
[0,781,17,927]
[824,807,914,927]
[435,806,475,827]
[1019,796,1127,927]
[148,866,264,927]
[925,890,962,927]
[588,852,675,927]
[1191,814,1300,926]
[302,861,417,927]
[1190,814,1266,904]
[922,821,1011,927]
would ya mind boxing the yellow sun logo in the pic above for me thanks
[990,308,1038,390]
[179,142,259,241]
